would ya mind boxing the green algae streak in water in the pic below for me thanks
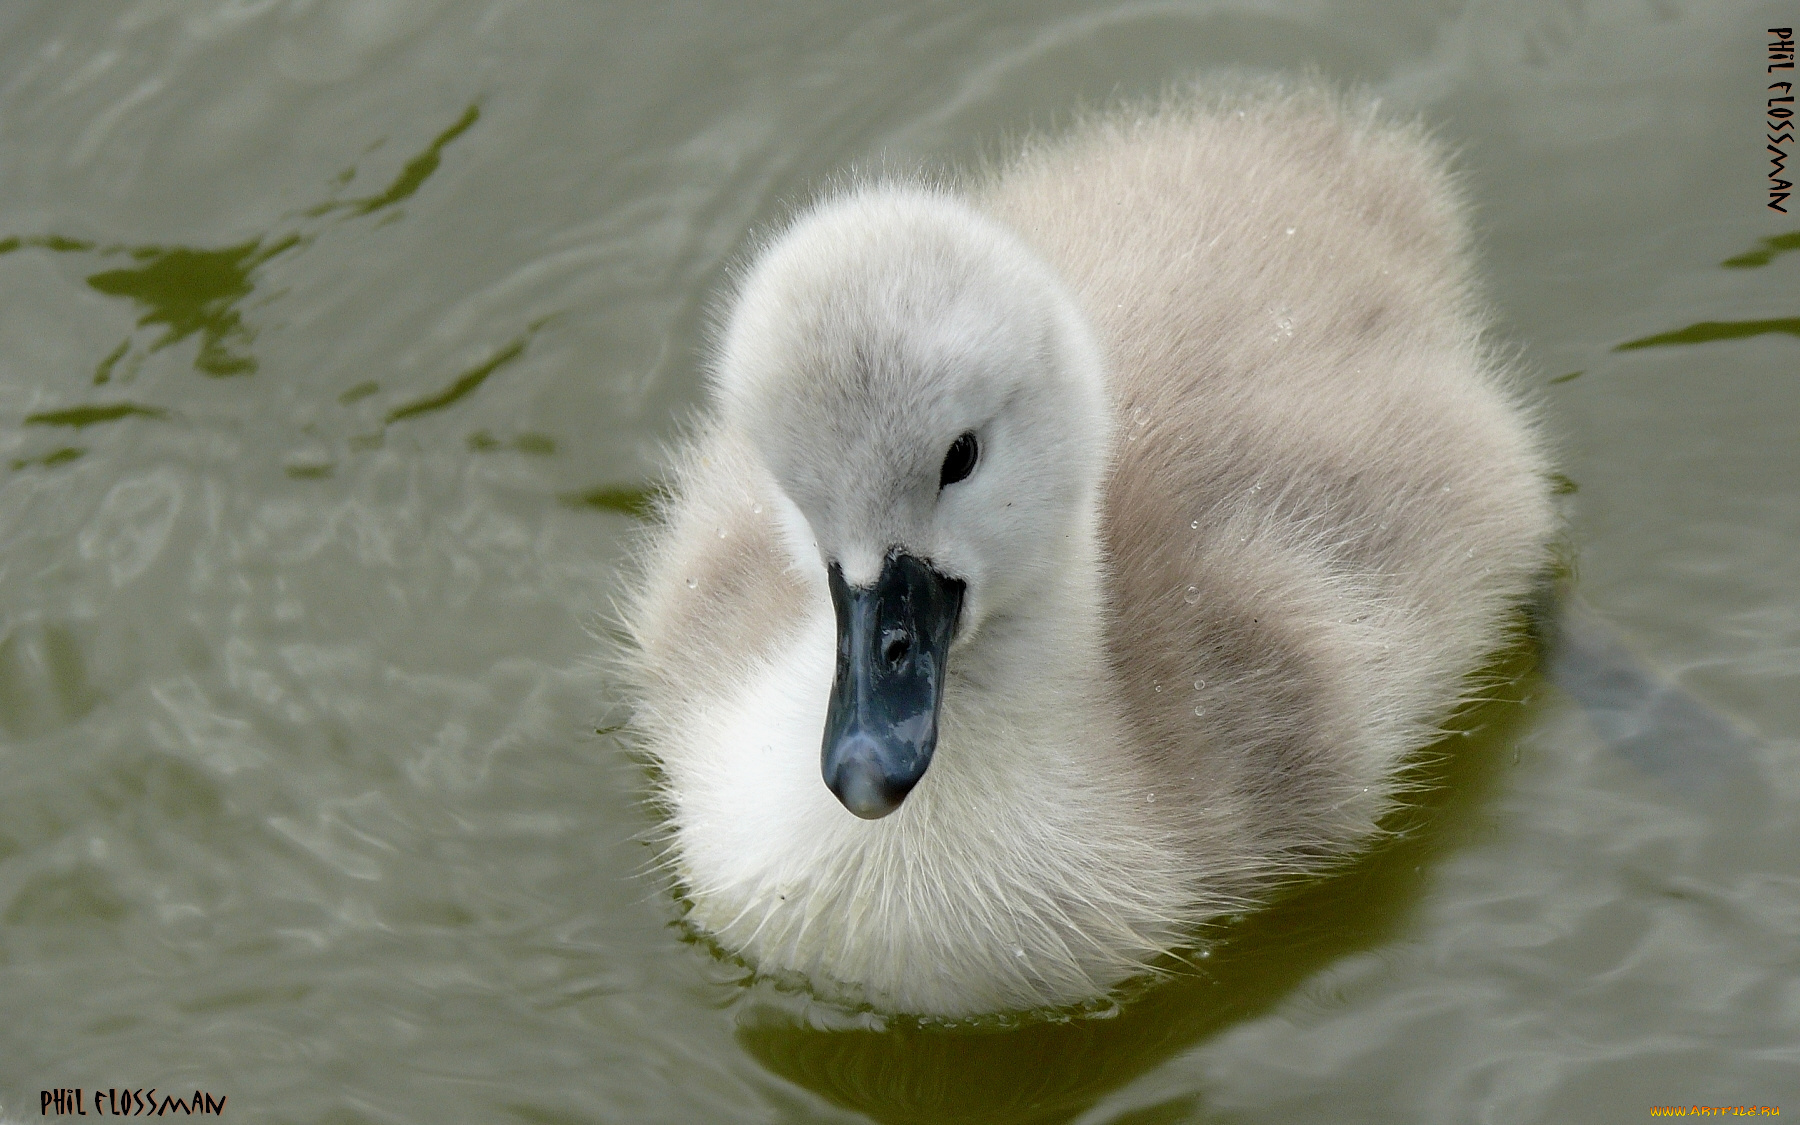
[313,104,481,218]
[1614,318,1800,350]
[85,235,304,377]
[1721,230,1800,268]
[384,334,529,425]
[24,403,167,428]
[562,484,666,519]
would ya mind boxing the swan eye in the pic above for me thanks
[939,431,979,489]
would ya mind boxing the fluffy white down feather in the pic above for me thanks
[620,84,1554,1016]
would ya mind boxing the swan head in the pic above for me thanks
[713,186,1111,819]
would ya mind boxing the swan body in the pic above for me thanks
[622,86,1554,1016]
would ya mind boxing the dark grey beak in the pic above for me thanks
[822,551,964,819]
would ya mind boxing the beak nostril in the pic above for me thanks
[821,554,964,819]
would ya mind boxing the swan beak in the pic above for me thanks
[822,552,965,819]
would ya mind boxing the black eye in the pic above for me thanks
[939,431,979,489]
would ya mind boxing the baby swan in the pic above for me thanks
[623,87,1553,1017]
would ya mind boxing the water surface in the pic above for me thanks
[1,1,1796,1122]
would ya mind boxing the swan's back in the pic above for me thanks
[981,88,1553,869]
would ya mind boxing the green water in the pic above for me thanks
[1,2,1796,1121]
